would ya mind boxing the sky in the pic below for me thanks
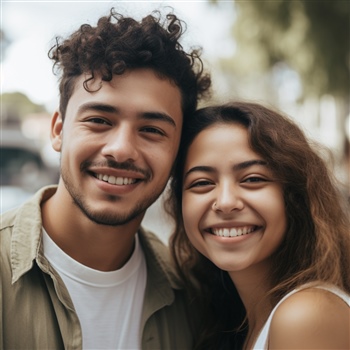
[1,0,234,112]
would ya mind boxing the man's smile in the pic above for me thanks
[94,173,138,185]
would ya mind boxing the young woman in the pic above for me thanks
[167,102,350,349]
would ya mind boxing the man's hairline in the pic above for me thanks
[60,68,186,124]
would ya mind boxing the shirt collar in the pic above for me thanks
[11,186,57,283]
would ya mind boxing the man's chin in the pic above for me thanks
[75,201,145,227]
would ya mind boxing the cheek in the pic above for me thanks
[181,195,192,231]
[263,189,287,242]
[253,187,286,222]
[60,138,88,168]
[181,194,203,240]
[270,190,287,228]
[149,145,178,171]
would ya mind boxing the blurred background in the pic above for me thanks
[1,0,349,242]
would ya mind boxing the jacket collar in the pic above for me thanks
[138,227,184,330]
[10,186,183,291]
[11,186,57,284]
[138,227,182,291]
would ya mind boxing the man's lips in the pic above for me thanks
[93,173,139,185]
[81,159,151,183]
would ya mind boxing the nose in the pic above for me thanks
[101,125,139,162]
[212,183,244,213]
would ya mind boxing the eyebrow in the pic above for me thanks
[78,102,118,115]
[78,102,176,128]
[184,159,268,179]
[233,159,268,171]
[143,112,176,128]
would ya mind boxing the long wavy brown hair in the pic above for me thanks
[166,101,350,349]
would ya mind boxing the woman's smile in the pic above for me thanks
[182,122,286,275]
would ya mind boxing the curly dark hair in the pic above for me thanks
[48,7,211,121]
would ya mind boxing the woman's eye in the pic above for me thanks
[243,176,266,183]
[189,180,213,188]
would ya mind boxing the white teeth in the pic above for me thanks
[96,174,136,185]
[108,176,116,184]
[116,177,123,185]
[212,226,255,237]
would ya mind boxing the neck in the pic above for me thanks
[229,262,273,329]
[41,186,144,271]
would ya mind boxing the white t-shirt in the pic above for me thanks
[42,229,147,350]
[253,284,350,349]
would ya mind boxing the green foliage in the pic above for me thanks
[213,0,349,98]
[1,92,47,122]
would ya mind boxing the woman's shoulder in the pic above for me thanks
[269,286,349,349]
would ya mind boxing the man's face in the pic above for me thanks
[51,68,183,226]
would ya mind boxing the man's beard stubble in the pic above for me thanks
[60,163,164,227]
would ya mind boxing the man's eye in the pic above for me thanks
[141,127,165,136]
[87,118,110,125]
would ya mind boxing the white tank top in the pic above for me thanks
[253,284,350,349]
[42,229,147,350]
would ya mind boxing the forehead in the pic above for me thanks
[185,122,262,165]
[190,122,251,151]
[67,68,183,124]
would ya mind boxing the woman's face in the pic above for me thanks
[182,122,287,277]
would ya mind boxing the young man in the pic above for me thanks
[1,9,211,349]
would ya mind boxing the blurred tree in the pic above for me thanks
[0,28,12,62]
[1,92,47,125]
[212,0,349,99]
[210,0,349,194]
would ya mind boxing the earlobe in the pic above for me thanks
[51,111,63,152]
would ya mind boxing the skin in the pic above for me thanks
[42,68,183,271]
[269,288,350,349]
[182,122,286,284]
[182,122,349,349]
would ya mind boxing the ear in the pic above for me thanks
[51,111,63,152]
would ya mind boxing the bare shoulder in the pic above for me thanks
[269,288,350,349]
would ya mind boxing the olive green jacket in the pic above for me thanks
[0,186,196,349]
